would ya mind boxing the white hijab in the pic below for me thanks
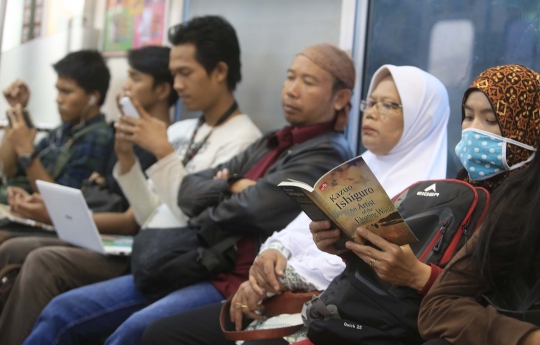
[362,65,450,198]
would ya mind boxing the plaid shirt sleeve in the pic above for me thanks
[54,125,113,188]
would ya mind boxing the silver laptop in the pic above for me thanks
[36,180,132,256]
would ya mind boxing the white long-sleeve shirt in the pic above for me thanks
[260,212,346,291]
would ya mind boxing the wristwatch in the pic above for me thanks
[18,152,35,169]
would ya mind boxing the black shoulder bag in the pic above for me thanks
[81,179,126,213]
[130,223,242,301]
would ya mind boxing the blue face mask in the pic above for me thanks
[455,128,536,181]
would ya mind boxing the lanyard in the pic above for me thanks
[182,101,238,166]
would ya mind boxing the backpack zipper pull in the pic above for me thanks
[433,220,450,252]
[463,224,469,240]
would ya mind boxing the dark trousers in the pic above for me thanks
[142,302,288,345]
[0,236,129,345]
[422,340,452,345]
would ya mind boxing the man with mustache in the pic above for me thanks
[25,43,356,345]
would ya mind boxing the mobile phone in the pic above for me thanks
[119,97,140,119]
[6,109,34,129]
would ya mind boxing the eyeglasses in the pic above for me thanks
[360,100,403,118]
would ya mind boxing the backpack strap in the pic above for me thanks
[48,121,109,180]
[518,278,540,312]
[309,297,341,320]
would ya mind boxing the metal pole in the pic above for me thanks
[66,17,73,53]
[347,0,370,156]
[0,0,9,73]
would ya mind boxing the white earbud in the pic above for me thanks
[88,95,96,106]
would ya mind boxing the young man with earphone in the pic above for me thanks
[0,50,113,204]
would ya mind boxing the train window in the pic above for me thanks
[428,20,474,87]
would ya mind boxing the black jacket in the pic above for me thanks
[178,130,353,246]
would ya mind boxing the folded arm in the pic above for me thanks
[184,145,348,238]
[177,139,262,217]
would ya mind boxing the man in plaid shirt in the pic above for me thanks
[0,50,112,202]
[31,115,111,188]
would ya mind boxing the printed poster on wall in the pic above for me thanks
[103,0,168,54]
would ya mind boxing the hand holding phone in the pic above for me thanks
[6,109,34,129]
[119,97,141,119]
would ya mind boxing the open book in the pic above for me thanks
[278,156,417,246]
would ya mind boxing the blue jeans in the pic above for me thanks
[23,275,224,345]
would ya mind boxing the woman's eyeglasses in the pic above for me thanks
[360,100,403,118]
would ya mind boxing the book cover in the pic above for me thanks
[279,156,417,246]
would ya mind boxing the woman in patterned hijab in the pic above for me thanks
[456,64,540,192]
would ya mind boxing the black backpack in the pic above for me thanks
[392,179,490,267]
[303,179,490,344]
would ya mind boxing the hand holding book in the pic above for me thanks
[279,156,417,247]
[309,220,349,256]
[346,227,432,290]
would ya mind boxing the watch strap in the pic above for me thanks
[18,151,36,168]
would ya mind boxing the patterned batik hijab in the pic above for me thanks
[456,64,540,192]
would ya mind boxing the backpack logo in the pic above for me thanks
[424,183,436,192]
[416,183,439,197]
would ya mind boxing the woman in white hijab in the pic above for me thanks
[362,64,449,198]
